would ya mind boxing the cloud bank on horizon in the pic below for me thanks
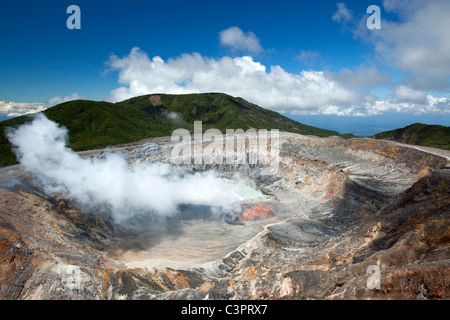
[0,93,81,120]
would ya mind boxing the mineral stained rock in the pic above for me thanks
[0,133,449,300]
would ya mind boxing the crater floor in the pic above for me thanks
[0,133,449,300]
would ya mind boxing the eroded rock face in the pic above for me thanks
[0,133,449,300]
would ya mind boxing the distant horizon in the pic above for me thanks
[290,113,450,137]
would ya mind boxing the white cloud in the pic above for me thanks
[0,101,47,119]
[296,50,320,66]
[47,93,81,107]
[338,0,450,89]
[326,67,391,89]
[375,0,450,79]
[376,95,450,115]
[317,95,450,117]
[383,0,427,18]
[0,93,81,120]
[394,85,427,103]
[106,47,450,117]
[219,26,263,54]
[332,2,353,24]
[106,47,361,114]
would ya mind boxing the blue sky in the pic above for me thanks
[1,0,449,136]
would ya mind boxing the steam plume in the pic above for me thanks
[7,114,257,221]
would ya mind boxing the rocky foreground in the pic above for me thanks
[0,133,449,299]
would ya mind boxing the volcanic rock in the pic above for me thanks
[0,132,449,300]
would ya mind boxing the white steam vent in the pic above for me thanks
[7,114,262,222]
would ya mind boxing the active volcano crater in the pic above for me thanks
[0,128,449,300]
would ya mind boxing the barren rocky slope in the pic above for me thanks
[0,133,449,300]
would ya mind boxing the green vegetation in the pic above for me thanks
[0,93,344,165]
[373,123,450,150]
